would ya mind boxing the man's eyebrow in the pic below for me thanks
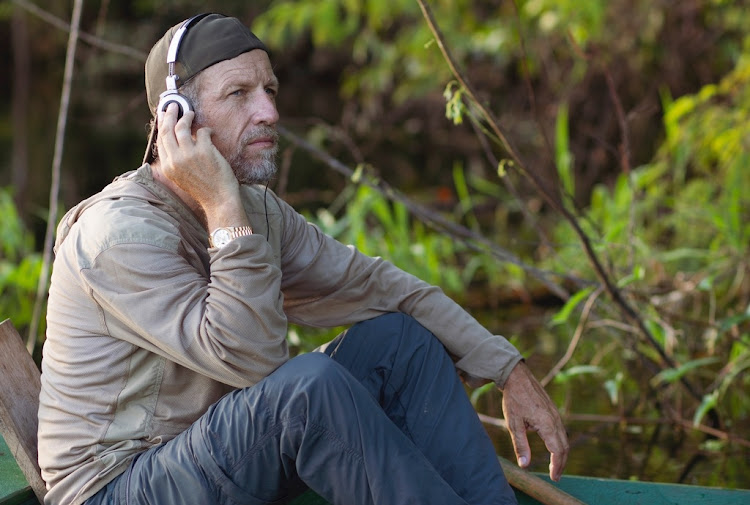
[215,74,280,91]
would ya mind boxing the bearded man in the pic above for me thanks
[38,13,568,505]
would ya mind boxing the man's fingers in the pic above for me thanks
[537,416,569,481]
[173,111,195,145]
[157,104,180,157]
[550,448,567,481]
[194,126,214,149]
[507,418,532,468]
[158,102,178,131]
[501,361,569,481]
[158,107,197,168]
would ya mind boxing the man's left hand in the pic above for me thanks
[500,360,569,481]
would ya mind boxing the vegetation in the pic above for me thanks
[2,0,749,489]
[0,187,41,337]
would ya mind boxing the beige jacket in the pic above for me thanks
[38,165,522,505]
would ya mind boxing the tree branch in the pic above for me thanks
[278,124,571,300]
[12,0,147,61]
[479,412,750,449]
[28,0,84,353]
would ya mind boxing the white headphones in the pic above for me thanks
[155,14,207,120]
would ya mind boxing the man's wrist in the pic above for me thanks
[209,225,253,247]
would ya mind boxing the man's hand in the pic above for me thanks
[500,360,568,481]
[156,103,249,231]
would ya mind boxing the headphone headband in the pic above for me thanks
[164,13,209,91]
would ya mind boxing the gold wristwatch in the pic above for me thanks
[209,226,253,248]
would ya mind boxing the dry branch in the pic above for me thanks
[278,125,570,300]
[27,0,84,352]
[12,0,147,60]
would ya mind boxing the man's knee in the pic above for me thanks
[273,353,353,397]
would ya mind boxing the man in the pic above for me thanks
[39,13,568,505]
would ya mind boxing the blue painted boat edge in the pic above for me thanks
[540,473,750,505]
[0,437,33,504]
[0,488,37,505]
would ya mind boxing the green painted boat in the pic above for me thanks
[3,434,748,505]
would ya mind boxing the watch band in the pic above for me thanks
[209,225,253,248]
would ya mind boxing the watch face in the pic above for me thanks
[212,228,232,247]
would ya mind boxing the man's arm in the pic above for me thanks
[273,195,569,479]
[276,209,523,383]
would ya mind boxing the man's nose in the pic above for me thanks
[253,93,279,126]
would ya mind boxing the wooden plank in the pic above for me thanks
[499,457,585,505]
[0,320,46,503]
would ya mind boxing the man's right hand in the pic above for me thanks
[156,103,250,231]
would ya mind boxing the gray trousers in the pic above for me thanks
[85,313,516,504]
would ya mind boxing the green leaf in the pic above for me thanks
[555,102,574,199]
[616,265,645,288]
[693,390,719,427]
[470,381,496,406]
[604,372,624,406]
[443,81,465,125]
[554,365,603,384]
[651,357,721,387]
[550,286,594,326]
[497,159,514,177]
[351,163,364,184]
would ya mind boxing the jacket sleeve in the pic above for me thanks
[275,196,523,386]
[79,207,289,389]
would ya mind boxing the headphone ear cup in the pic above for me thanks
[157,91,194,121]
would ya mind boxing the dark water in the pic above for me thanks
[473,304,750,490]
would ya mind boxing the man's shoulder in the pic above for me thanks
[81,195,179,237]
[57,183,183,263]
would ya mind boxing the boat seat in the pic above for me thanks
[0,319,47,503]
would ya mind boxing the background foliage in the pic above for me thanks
[1,0,749,488]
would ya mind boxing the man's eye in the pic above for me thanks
[266,87,278,97]
[229,89,244,97]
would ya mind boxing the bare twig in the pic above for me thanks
[468,116,555,252]
[28,0,84,353]
[541,287,604,387]
[12,0,147,61]
[509,0,556,168]
[11,5,31,218]
[278,125,571,300]
[479,412,750,449]
[603,69,637,271]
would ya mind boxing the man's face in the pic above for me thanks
[192,50,280,185]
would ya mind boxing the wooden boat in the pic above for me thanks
[3,434,748,505]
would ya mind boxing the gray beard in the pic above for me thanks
[226,125,280,185]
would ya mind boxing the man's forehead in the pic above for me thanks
[200,50,276,84]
